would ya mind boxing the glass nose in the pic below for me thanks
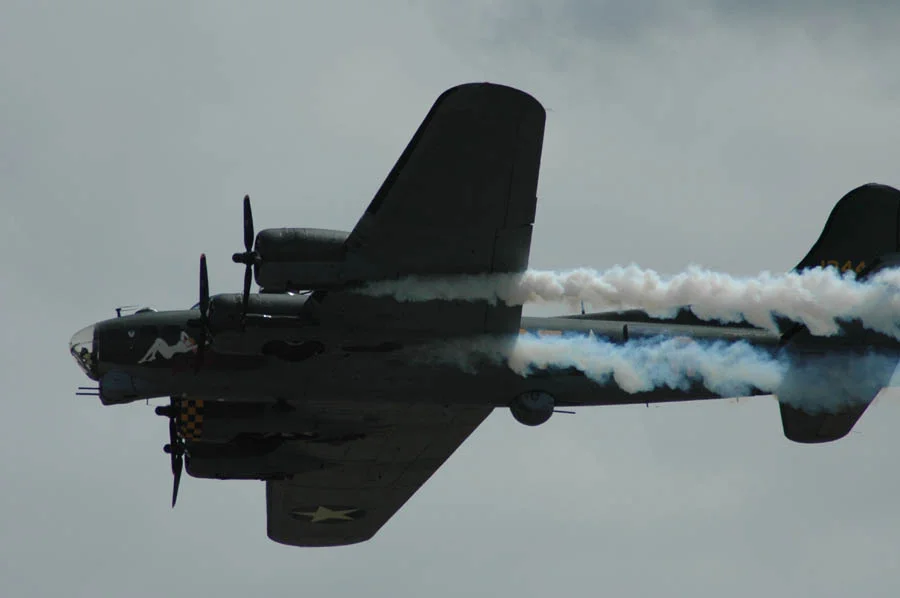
[70,324,98,380]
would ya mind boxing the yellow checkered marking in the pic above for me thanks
[179,398,204,441]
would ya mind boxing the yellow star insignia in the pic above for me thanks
[294,506,359,523]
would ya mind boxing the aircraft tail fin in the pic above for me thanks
[793,183,900,275]
[776,183,900,443]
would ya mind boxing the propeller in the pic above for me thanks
[195,253,210,371]
[231,195,259,328]
[156,398,184,507]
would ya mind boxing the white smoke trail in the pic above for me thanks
[431,333,787,397]
[426,334,899,414]
[361,265,900,338]
[777,351,898,414]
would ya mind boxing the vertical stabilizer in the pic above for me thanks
[778,183,900,443]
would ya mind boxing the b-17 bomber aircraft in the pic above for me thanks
[70,83,900,546]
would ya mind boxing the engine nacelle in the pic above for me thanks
[207,293,312,330]
[256,228,348,261]
[254,227,352,291]
[509,391,555,426]
[185,436,325,481]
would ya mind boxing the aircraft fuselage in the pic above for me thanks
[72,295,780,409]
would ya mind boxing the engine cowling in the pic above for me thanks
[256,228,348,261]
[207,293,312,329]
[254,228,351,291]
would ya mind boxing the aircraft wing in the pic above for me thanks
[265,402,491,547]
[306,82,546,336]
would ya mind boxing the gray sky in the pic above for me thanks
[3,1,900,596]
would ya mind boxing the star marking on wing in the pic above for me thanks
[291,506,359,523]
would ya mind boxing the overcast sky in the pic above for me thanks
[3,2,900,596]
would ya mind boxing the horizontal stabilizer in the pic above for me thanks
[778,401,871,443]
[775,351,897,443]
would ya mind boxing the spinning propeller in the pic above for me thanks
[231,195,259,328]
[156,398,184,507]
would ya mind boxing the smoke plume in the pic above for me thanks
[362,265,900,338]
[424,333,899,414]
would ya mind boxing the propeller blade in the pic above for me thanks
[230,195,259,327]
[243,194,254,253]
[166,399,184,507]
[232,195,259,267]
[168,417,179,473]
[195,330,206,372]
[241,263,252,328]
[196,254,210,371]
[199,254,209,320]
[172,453,183,508]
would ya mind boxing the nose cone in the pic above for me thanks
[70,324,98,380]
